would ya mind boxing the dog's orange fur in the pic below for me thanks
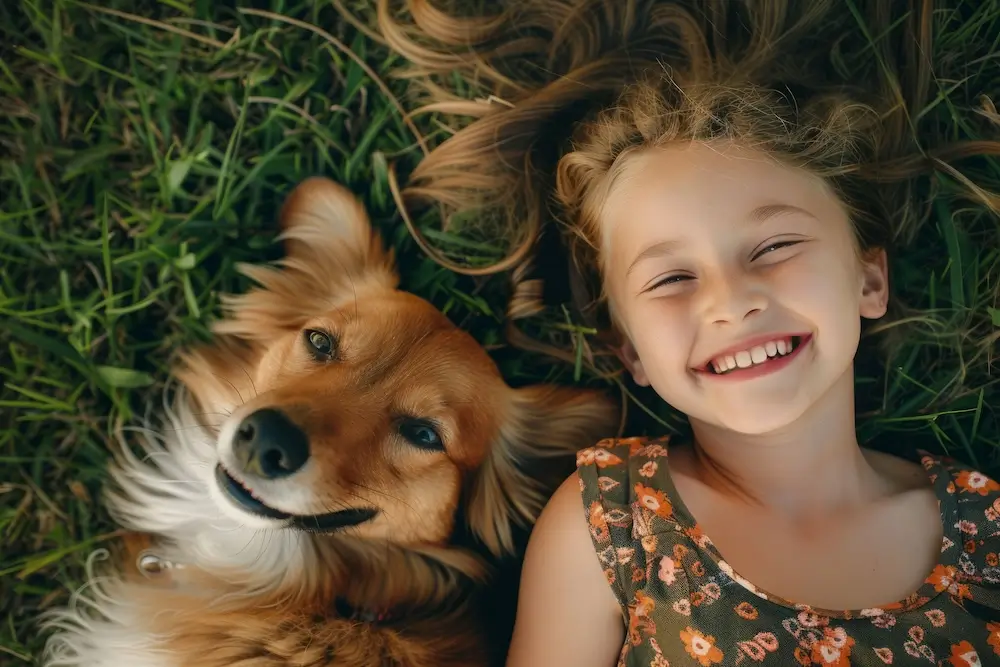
[43,177,618,667]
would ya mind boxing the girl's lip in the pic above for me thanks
[696,334,813,381]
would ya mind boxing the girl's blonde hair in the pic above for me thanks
[376,0,999,382]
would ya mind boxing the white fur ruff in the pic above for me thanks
[39,391,315,667]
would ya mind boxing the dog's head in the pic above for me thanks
[175,177,617,557]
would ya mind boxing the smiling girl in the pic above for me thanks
[376,0,1000,664]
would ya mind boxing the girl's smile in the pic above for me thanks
[694,333,813,382]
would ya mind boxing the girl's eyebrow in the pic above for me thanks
[626,240,678,277]
[748,203,819,223]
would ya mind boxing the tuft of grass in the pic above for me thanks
[0,0,997,662]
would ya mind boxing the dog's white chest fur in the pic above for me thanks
[43,600,177,667]
[40,399,310,667]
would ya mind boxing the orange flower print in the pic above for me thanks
[987,622,1000,656]
[588,501,610,542]
[639,460,659,478]
[754,633,778,652]
[576,446,625,468]
[925,609,946,627]
[658,556,677,585]
[810,627,855,666]
[626,591,656,646]
[691,561,706,577]
[649,636,669,667]
[634,590,654,613]
[947,641,982,667]
[958,520,978,536]
[874,647,893,664]
[673,544,689,560]
[672,598,692,616]
[702,582,721,601]
[735,602,759,620]
[793,647,811,666]
[986,552,999,567]
[680,627,724,666]
[615,437,647,456]
[636,443,669,458]
[597,476,621,492]
[965,540,978,554]
[956,470,1000,496]
[635,483,673,519]
[872,613,897,629]
[690,591,706,607]
[927,564,973,600]
[797,611,828,628]
[687,524,711,548]
[592,448,624,467]
[616,547,635,565]
[737,641,766,661]
[641,534,658,553]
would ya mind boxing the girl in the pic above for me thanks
[376,0,1000,664]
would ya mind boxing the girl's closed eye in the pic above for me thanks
[643,273,694,294]
[750,238,806,262]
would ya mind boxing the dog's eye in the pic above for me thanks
[398,419,444,451]
[304,329,335,359]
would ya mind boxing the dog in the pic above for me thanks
[39,177,618,667]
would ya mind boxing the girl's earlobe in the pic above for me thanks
[617,339,651,387]
[859,248,890,320]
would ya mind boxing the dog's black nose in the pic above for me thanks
[232,408,310,479]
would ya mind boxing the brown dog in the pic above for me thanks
[40,177,618,667]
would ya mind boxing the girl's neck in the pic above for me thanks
[686,367,886,518]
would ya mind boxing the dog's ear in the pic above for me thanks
[213,177,397,341]
[465,385,619,557]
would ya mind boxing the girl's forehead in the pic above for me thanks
[599,141,844,262]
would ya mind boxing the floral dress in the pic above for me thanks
[576,436,1000,667]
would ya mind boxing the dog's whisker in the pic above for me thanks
[353,483,417,515]
[238,365,258,399]
[211,372,246,406]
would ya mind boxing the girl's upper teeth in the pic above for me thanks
[711,338,795,374]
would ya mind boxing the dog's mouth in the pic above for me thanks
[214,465,378,533]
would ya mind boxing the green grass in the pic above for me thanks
[0,0,998,662]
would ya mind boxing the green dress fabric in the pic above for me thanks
[576,436,1000,666]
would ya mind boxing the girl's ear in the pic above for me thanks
[464,385,619,557]
[617,338,650,387]
[859,247,889,320]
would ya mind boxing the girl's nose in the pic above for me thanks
[695,272,768,325]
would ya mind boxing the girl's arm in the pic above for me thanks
[505,472,625,667]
